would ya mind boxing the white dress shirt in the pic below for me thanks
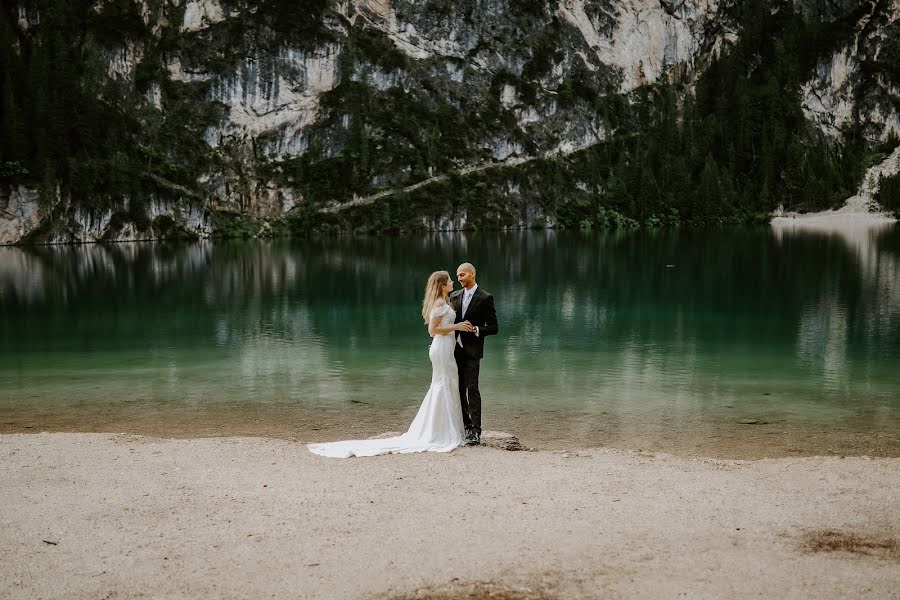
[458,285,479,346]
[462,284,477,316]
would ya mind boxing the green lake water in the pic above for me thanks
[2,226,899,458]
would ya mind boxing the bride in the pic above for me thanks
[307,270,474,458]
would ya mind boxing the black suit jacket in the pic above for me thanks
[450,287,499,360]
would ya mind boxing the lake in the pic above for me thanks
[2,226,899,458]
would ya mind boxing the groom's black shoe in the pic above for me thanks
[464,429,478,446]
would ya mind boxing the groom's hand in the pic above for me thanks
[461,320,474,333]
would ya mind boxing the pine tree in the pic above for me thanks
[698,154,722,223]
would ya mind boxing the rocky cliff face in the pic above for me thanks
[800,0,900,142]
[1,0,897,243]
[187,0,732,214]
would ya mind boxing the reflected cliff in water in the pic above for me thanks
[1,226,898,458]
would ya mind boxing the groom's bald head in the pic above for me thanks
[456,263,476,289]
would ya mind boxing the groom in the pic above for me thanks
[450,263,499,446]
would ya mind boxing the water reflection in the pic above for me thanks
[1,226,898,458]
[773,220,900,396]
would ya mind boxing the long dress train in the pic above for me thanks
[307,302,465,458]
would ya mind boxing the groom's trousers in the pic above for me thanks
[455,350,482,434]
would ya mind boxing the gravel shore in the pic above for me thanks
[2,433,898,599]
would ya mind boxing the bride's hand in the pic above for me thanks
[456,321,474,332]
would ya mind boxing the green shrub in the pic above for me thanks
[876,172,900,215]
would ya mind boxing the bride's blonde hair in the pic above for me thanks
[422,270,451,323]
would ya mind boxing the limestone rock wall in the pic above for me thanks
[801,0,900,142]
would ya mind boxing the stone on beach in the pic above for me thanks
[368,431,525,451]
[478,431,524,451]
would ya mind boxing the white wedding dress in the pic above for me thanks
[307,302,465,458]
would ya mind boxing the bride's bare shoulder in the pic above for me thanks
[429,300,450,318]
